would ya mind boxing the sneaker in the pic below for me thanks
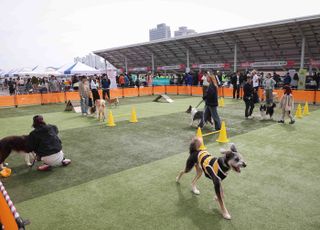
[37,164,51,171]
[289,120,295,124]
[278,120,284,123]
[62,159,71,166]
[248,115,254,119]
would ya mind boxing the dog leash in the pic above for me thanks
[195,100,204,108]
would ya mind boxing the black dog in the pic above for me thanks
[0,135,35,169]
[176,138,246,219]
[260,103,276,119]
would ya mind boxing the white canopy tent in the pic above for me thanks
[57,62,102,75]
[21,66,62,76]
[0,69,6,77]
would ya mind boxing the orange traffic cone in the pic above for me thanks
[216,121,229,143]
[106,110,116,126]
[129,106,138,123]
[196,127,206,150]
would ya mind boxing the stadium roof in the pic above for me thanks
[94,14,320,72]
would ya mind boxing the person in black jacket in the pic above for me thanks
[243,77,255,119]
[198,74,221,130]
[29,115,71,171]
[101,74,111,99]
[231,72,243,99]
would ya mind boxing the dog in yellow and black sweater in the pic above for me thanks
[176,137,246,220]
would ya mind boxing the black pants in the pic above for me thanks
[198,105,221,130]
[102,89,110,99]
[91,89,100,103]
[244,99,254,117]
[233,84,240,99]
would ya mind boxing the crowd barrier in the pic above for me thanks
[0,86,319,108]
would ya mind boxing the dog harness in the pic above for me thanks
[198,150,227,181]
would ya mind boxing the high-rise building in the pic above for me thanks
[149,23,171,41]
[74,53,111,70]
[174,26,197,37]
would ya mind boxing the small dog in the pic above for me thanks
[0,135,36,170]
[105,97,119,107]
[260,103,276,120]
[186,105,204,127]
[176,137,246,220]
[94,99,106,121]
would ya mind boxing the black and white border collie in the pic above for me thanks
[260,103,276,120]
[0,135,35,170]
[186,105,204,127]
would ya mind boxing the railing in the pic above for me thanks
[0,86,319,108]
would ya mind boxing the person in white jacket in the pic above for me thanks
[278,86,295,124]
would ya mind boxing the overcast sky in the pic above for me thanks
[1,0,319,70]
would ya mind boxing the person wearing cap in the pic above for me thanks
[28,115,71,171]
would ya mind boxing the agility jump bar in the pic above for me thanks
[202,130,220,137]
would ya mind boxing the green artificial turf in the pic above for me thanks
[15,110,320,230]
[1,97,278,204]
[0,96,319,229]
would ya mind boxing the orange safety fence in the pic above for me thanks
[178,86,192,95]
[166,85,178,95]
[1,87,320,108]
[65,92,80,101]
[123,88,139,97]
[110,88,123,98]
[139,87,153,96]
[42,92,65,104]
[16,94,42,106]
[316,90,320,103]
[0,95,15,107]
[291,90,315,103]
[153,86,165,95]
[222,87,233,97]
[191,86,202,96]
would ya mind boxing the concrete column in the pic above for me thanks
[300,37,305,69]
[233,43,237,73]
[124,57,128,73]
[186,49,190,69]
[151,54,155,74]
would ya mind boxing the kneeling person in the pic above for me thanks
[29,115,71,171]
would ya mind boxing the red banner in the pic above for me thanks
[310,59,320,66]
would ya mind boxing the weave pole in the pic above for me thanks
[0,181,27,229]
